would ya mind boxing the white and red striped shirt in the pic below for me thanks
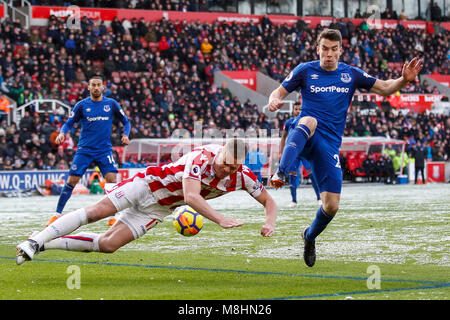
[142,144,264,210]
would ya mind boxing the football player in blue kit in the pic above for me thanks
[281,101,321,207]
[268,29,423,267]
[46,76,131,227]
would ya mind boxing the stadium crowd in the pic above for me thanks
[0,11,449,173]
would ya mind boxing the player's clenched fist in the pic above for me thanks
[268,98,285,112]
[121,135,130,145]
[55,132,65,145]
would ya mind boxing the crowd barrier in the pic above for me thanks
[0,170,93,192]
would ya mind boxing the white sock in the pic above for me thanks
[31,208,88,248]
[43,232,100,252]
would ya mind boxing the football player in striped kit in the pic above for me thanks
[16,139,277,264]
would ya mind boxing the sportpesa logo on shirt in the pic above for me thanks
[87,116,110,122]
[310,85,350,93]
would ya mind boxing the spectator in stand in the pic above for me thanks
[399,10,408,21]
[375,155,387,182]
[381,8,398,20]
[362,153,377,182]
[158,35,170,59]
[200,38,213,56]
[3,157,13,170]
[245,145,266,183]
[431,2,443,21]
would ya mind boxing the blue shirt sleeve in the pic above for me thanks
[61,102,83,134]
[351,67,377,91]
[281,63,308,93]
[283,118,294,132]
[113,100,131,136]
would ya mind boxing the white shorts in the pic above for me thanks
[106,175,172,239]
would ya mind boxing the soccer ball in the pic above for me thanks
[173,206,203,236]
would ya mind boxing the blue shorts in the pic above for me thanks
[300,131,342,194]
[69,149,118,177]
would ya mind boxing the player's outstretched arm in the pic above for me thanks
[182,178,244,229]
[268,85,289,112]
[56,102,83,144]
[254,189,277,237]
[370,57,423,97]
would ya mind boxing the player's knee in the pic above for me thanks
[104,172,117,183]
[67,176,80,186]
[98,236,120,253]
[299,116,318,136]
[322,202,339,216]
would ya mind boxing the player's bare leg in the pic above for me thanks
[302,191,339,267]
[104,171,119,226]
[97,220,135,253]
[16,197,117,265]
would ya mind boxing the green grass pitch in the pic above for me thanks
[0,183,449,300]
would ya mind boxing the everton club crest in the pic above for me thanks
[340,73,351,83]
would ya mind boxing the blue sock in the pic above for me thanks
[309,173,321,200]
[288,175,297,202]
[305,206,334,242]
[279,124,311,174]
[56,183,75,214]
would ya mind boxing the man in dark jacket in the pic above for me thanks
[413,141,426,184]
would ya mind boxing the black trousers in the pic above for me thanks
[415,166,425,183]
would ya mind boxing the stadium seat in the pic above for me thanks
[357,152,367,167]
[347,153,366,181]
[373,153,381,161]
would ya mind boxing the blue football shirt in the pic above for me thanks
[282,60,376,146]
[61,97,131,152]
[282,117,296,133]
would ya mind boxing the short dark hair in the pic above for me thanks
[89,75,103,83]
[317,29,342,47]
